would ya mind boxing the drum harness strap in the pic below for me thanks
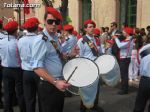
[140,48,150,59]
[82,35,99,57]
[42,32,64,62]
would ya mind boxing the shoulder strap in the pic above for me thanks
[82,35,99,56]
[82,35,91,44]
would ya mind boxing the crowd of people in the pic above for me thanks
[0,6,150,112]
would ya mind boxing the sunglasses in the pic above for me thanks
[47,19,60,25]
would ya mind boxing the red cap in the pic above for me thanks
[73,30,78,36]
[106,39,114,44]
[0,19,3,24]
[93,28,101,35]
[57,24,63,31]
[123,27,134,35]
[84,20,96,27]
[4,21,18,32]
[38,26,43,31]
[64,24,74,31]
[46,7,62,21]
[23,17,40,29]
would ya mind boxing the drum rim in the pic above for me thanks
[63,57,100,87]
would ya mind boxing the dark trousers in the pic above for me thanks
[2,67,25,112]
[38,80,65,112]
[133,76,150,112]
[119,58,130,92]
[23,71,40,112]
[0,65,3,103]
[80,80,100,110]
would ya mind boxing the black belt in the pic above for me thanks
[3,67,21,70]
[142,76,150,80]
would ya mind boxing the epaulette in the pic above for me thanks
[0,31,8,35]
[41,32,48,41]
[66,38,70,41]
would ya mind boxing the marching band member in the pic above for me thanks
[77,20,103,112]
[0,19,5,108]
[113,27,134,95]
[30,7,78,112]
[61,24,77,55]
[0,21,25,112]
[133,34,150,112]
[18,17,41,112]
[93,28,103,55]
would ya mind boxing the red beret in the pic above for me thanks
[57,24,63,31]
[73,30,78,36]
[46,7,62,21]
[123,27,134,35]
[23,17,40,29]
[64,24,74,31]
[84,20,96,27]
[93,28,101,35]
[0,19,3,24]
[4,21,18,32]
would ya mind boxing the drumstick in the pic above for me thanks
[66,66,78,83]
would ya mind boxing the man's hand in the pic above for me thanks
[69,46,80,57]
[54,80,70,91]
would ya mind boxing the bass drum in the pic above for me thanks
[95,55,120,87]
[63,57,99,87]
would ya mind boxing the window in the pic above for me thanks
[82,0,91,25]
[127,0,137,27]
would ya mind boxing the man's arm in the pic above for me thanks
[34,67,70,91]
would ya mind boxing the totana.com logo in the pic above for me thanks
[3,3,41,8]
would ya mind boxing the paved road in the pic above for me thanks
[64,81,149,112]
[0,81,149,112]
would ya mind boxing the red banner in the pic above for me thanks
[24,0,30,14]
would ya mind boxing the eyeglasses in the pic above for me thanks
[47,19,60,25]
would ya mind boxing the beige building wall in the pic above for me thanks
[62,0,118,30]
[66,0,119,30]
[91,0,118,28]
[34,0,45,27]
[0,0,14,24]
[67,0,80,31]
[137,0,150,28]
[1,0,150,30]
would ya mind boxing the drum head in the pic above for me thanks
[63,58,99,87]
[95,55,115,75]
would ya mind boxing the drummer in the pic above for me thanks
[77,20,103,112]
[30,7,79,112]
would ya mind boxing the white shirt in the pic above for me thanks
[139,44,150,77]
